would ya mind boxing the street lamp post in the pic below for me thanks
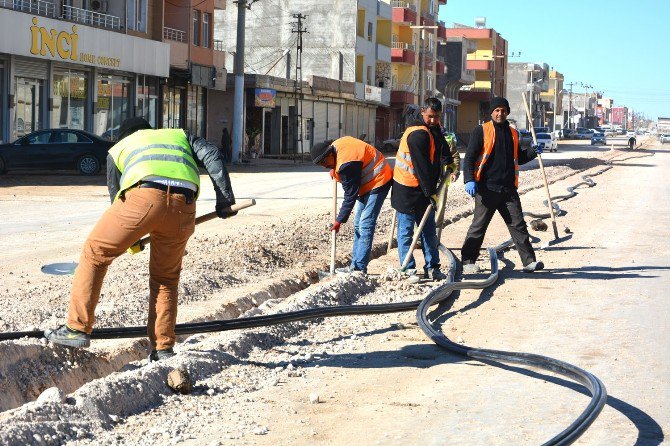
[410,25,437,106]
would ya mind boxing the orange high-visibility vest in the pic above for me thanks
[332,136,392,195]
[393,126,435,188]
[474,120,520,187]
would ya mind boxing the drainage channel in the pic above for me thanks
[0,151,653,444]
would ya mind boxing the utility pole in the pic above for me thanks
[410,25,437,106]
[291,13,307,161]
[565,81,576,130]
[231,0,257,164]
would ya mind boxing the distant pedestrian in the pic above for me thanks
[311,136,392,274]
[461,97,544,274]
[221,127,232,163]
[628,135,637,150]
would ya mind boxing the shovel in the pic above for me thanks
[41,199,256,275]
[521,92,569,249]
[400,204,433,271]
[318,179,339,280]
[434,169,451,242]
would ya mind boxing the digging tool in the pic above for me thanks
[400,204,433,271]
[40,199,256,275]
[435,168,451,242]
[317,179,339,280]
[386,209,397,254]
[521,92,561,242]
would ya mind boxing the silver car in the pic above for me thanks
[591,132,607,145]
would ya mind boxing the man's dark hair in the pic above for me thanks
[424,97,443,113]
[118,117,152,141]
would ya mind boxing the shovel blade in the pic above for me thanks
[539,233,573,250]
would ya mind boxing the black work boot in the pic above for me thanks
[426,268,447,281]
[149,348,176,362]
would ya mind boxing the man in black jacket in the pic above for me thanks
[392,98,452,280]
[461,97,543,273]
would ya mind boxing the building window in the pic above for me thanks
[339,52,344,81]
[162,86,183,129]
[126,0,147,32]
[366,66,372,86]
[367,22,372,41]
[193,10,200,46]
[136,75,158,129]
[96,74,131,140]
[286,52,291,79]
[202,13,210,48]
[52,68,88,131]
[427,72,433,91]
[186,85,205,137]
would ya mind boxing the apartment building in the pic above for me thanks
[215,0,392,156]
[540,70,564,131]
[0,0,226,144]
[388,0,447,137]
[436,35,475,132]
[507,62,550,130]
[444,24,507,135]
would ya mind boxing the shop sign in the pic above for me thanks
[0,12,169,77]
[255,88,276,107]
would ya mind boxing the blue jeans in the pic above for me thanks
[396,206,440,272]
[350,183,391,273]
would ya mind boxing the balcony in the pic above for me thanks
[466,59,493,71]
[377,0,392,20]
[62,4,121,30]
[436,59,445,74]
[212,39,227,91]
[391,1,417,24]
[437,21,447,40]
[390,82,415,105]
[164,26,188,69]
[420,13,435,28]
[1,0,55,17]
[391,42,416,64]
[376,43,391,62]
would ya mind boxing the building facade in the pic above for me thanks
[389,0,447,138]
[436,35,475,132]
[540,70,564,131]
[507,62,549,130]
[0,0,227,144]
[215,0,392,156]
[444,25,507,135]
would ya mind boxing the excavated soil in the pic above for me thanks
[0,140,658,445]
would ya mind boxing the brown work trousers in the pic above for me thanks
[67,187,196,350]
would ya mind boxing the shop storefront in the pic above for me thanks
[0,10,169,143]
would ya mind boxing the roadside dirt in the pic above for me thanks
[0,138,666,445]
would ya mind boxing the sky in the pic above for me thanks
[439,0,670,120]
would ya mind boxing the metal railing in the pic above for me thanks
[391,0,415,11]
[163,26,186,42]
[0,0,55,17]
[62,5,120,29]
[392,41,415,52]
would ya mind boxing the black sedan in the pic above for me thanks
[0,129,114,175]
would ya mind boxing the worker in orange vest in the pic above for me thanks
[392,97,452,281]
[312,136,392,273]
[461,97,543,274]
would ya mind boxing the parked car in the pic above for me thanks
[0,129,113,175]
[573,128,593,140]
[558,128,574,139]
[533,127,550,135]
[660,134,670,144]
[535,132,558,152]
[591,132,607,145]
[518,129,533,147]
[626,130,636,137]
[379,133,402,153]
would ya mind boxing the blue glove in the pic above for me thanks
[532,143,543,155]
[465,181,477,197]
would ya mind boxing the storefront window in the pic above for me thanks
[52,69,88,130]
[186,85,204,137]
[13,77,43,140]
[96,74,131,140]
[137,75,158,128]
[162,86,183,129]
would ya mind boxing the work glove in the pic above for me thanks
[216,202,238,219]
[329,169,335,179]
[330,221,341,233]
[430,194,439,210]
[532,143,543,155]
[465,181,477,197]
